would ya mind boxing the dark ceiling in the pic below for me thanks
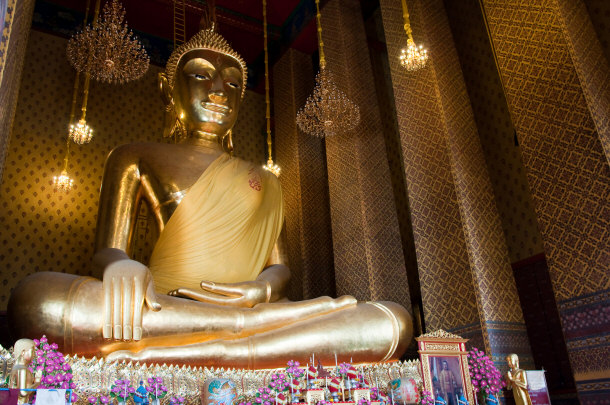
[37,0,324,90]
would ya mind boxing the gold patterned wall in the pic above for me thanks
[320,0,411,311]
[0,30,267,310]
[481,0,610,303]
[378,0,533,367]
[441,0,544,264]
[0,0,34,182]
[274,48,336,300]
[233,91,267,165]
[481,0,610,399]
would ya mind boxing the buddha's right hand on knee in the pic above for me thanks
[101,256,161,341]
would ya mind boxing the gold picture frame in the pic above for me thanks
[416,330,474,405]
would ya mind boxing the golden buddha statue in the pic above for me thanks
[8,27,412,369]
[9,339,40,405]
[505,354,532,405]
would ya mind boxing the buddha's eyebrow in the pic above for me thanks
[183,58,215,73]
[222,66,241,78]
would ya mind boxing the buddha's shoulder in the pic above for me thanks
[223,157,281,195]
[106,142,212,169]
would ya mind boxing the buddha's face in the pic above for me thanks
[506,354,519,369]
[174,49,243,136]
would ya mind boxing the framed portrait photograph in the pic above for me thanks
[416,330,474,405]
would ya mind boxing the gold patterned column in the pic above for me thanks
[0,0,35,181]
[378,0,532,367]
[481,0,610,402]
[274,48,336,299]
[319,0,411,311]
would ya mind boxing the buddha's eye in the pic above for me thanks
[194,73,209,80]
[226,81,240,89]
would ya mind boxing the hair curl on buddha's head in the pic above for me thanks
[163,26,247,98]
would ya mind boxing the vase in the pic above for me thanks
[151,399,161,405]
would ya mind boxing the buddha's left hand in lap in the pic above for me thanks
[167,263,290,307]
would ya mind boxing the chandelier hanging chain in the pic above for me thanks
[53,0,93,192]
[81,0,101,123]
[262,0,280,176]
[401,0,413,41]
[314,0,326,69]
[67,0,100,145]
[398,0,428,71]
[295,0,360,137]
[264,0,271,161]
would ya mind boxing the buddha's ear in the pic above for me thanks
[158,73,172,106]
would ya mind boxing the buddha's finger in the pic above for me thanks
[199,281,243,297]
[132,277,145,342]
[122,276,133,341]
[102,275,113,339]
[171,287,243,306]
[112,277,122,340]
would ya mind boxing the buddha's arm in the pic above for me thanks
[94,146,161,341]
[94,145,144,254]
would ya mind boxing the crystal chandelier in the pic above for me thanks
[69,118,93,144]
[67,0,149,84]
[261,0,280,177]
[53,169,75,193]
[399,0,428,71]
[263,158,281,177]
[296,0,360,137]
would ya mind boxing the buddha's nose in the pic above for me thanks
[209,90,227,104]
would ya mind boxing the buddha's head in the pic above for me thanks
[159,28,247,144]
[506,353,519,369]
[13,338,35,364]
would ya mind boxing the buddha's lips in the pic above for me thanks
[202,102,231,114]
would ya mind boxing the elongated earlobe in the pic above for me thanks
[158,73,172,106]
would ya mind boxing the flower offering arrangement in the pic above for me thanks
[466,348,505,399]
[28,335,78,403]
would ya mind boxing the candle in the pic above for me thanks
[307,363,309,387]
[312,353,315,366]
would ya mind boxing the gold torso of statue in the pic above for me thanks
[8,27,412,369]
[505,354,532,405]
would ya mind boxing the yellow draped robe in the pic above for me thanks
[149,153,284,294]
